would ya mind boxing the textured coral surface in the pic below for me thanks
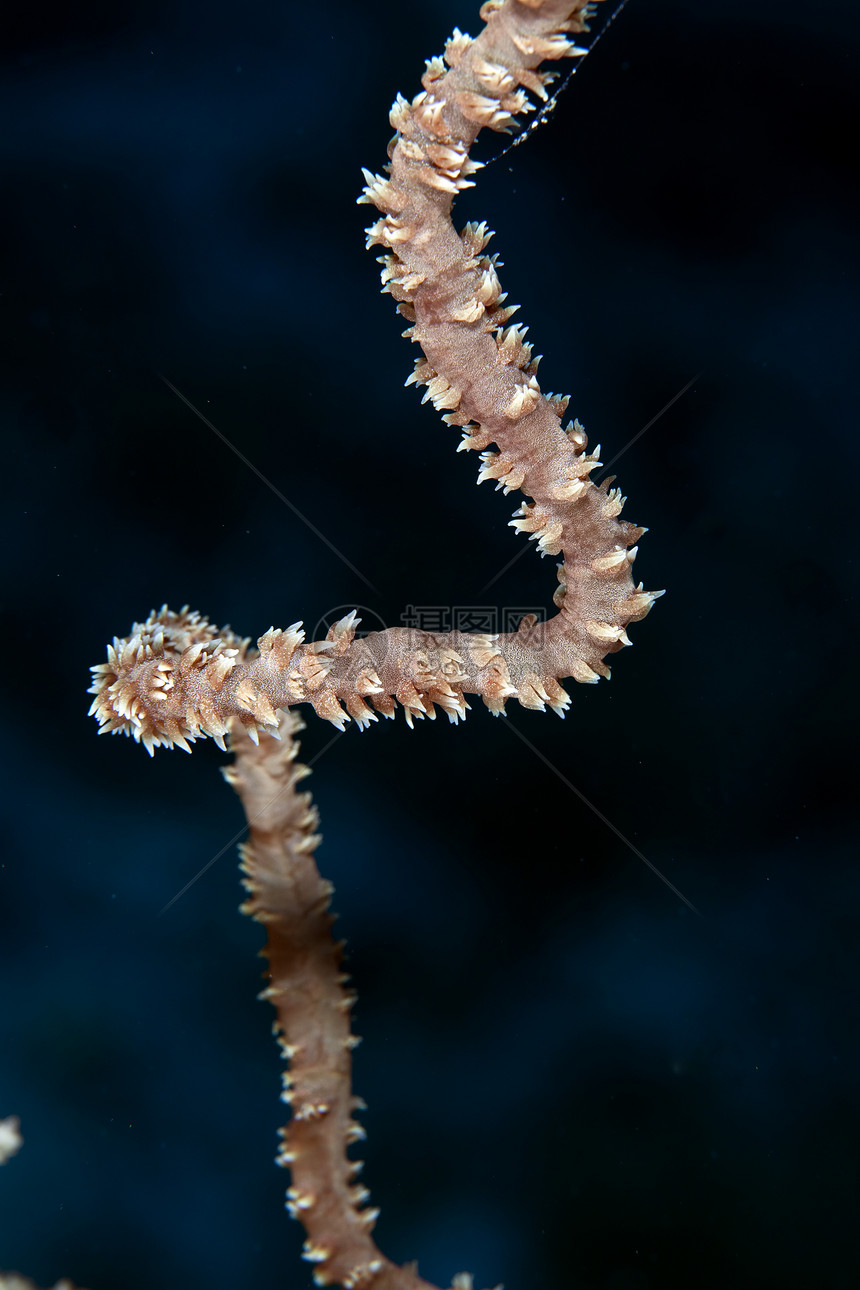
[1,1,857,1289]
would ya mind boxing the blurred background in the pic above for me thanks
[1,1,858,1287]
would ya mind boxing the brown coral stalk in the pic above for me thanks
[85,2,661,1288]
[226,712,447,1290]
[88,0,660,756]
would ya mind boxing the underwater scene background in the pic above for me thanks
[1,1,858,1287]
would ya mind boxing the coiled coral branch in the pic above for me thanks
[86,2,661,1287]
[88,1,660,755]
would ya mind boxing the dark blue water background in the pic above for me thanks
[1,2,857,1288]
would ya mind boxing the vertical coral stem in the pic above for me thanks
[226,714,446,1290]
